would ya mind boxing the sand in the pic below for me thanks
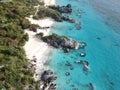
[24,0,56,80]
[42,0,55,6]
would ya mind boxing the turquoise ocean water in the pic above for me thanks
[48,0,120,90]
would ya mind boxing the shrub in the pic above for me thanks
[36,6,62,21]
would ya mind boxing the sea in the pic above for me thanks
[47,0,120,90]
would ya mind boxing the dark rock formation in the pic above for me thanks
[64,48,70,53]
[49,4,72,13]
[79,42,87,49]
[80,52,86,57]
[39,26,50,29]
[65,61,74,70]
[83,61,89,71]
[61,16,76,23]
[41,34,79,52]
[83,61,89,66]
[41,70,57,83]
[48,83,57,90]
[74,60,89,72]
[41,70,57,90]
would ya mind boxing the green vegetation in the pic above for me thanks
[33,6,62,21]
[0,0,44,89]
[0,0,62,89]
[29,24,39,32]
[36,32,44,38]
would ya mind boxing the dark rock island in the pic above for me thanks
[40,33,79,53]
[49,4,72,13]
[41,70,57,90]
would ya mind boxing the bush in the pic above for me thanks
[36,32,44,38]
[29,24,39,32]
[0,0,41,89]
[20,18,31,29]
[35,6,62,21]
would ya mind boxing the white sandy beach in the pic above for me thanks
[24,0,56,80]
[42,0,55,6]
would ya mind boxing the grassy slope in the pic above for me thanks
[0,0,43,89]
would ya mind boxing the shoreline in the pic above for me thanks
[24,0,56,80]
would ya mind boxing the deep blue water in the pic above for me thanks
[48,0,120,90]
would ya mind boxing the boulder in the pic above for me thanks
[83,61,89,71]
[74,60,89,72]
[80,52,86,57]
[61,16,76,23]
[41,70,57,83]
[49,4,72,13]
[41,34,79,52]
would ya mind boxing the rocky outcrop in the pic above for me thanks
[79,42,87,49]
[41,34,79,53]
[80,52,86,57]
[61,16,76,23]
[74,60,89,72]
[41,70,57,83]
[49,4,72,13]
[41,70,57,90]
[49,4,82,30]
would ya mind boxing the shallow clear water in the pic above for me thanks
[48,0,120,90]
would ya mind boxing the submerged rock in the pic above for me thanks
[72,88,78,90]
[74,60,83,64]
[65,61,72,66]
[79,42,87,49]
[64,48,70,53]
[49,4,72,13]
[74,60,89,72]
[65,72,70,76]
[70,66,74,70]
[75,22,81,30]
[66,80,70,84]
[88,83,94,90]
[83,61,89,71]
[96,37,101,40]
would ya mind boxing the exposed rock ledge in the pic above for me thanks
[49,4,72,13]
[36,33,79,53]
